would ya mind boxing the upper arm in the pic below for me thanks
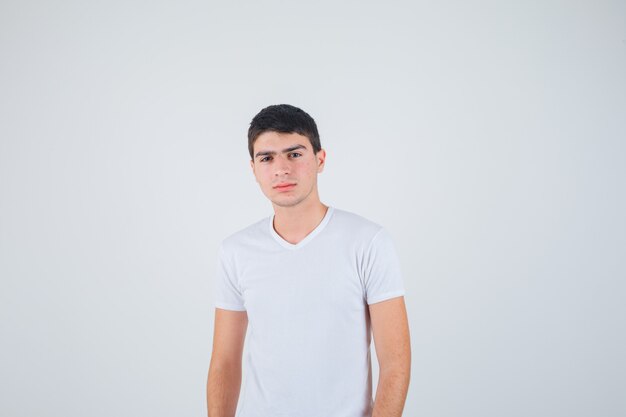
[369,296,411,374]
[210,308,248,369]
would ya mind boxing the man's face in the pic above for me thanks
[250,131,325,208]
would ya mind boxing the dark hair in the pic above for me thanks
[248,104,321,159]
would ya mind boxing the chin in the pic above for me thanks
[271,196,305,208]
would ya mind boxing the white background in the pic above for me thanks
[1,1,625,416]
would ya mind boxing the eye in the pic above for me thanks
[260,156,272,162]
[289,152,302,158]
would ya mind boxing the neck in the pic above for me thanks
[271,199,329,244]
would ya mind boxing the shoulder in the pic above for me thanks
[330,207,385,243]
[219,215,269,254]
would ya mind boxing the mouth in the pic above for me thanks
[274,183,296,191]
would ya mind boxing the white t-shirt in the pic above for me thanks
[214,206,406,417]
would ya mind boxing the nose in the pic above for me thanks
[274,155,290,176]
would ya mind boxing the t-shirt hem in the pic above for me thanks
[367,290,405,305]
[215,302,247,311]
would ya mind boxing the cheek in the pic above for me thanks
[299,159,316,172]
[254,169,270,185]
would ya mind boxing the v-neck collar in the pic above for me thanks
[269,206,334,250]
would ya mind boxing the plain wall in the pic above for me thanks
[1,0,625,416]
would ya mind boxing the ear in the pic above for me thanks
[316,149,326,173]
[250,159,257,181]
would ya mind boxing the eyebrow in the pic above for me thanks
[254,144,307,159]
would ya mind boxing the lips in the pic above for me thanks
[274,182,296,190]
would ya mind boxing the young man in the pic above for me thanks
[206,104,411,417]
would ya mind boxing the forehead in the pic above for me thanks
[253,131,311,151]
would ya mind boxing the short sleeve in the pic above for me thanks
[362,228,406,305]
[214,243,246,311]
